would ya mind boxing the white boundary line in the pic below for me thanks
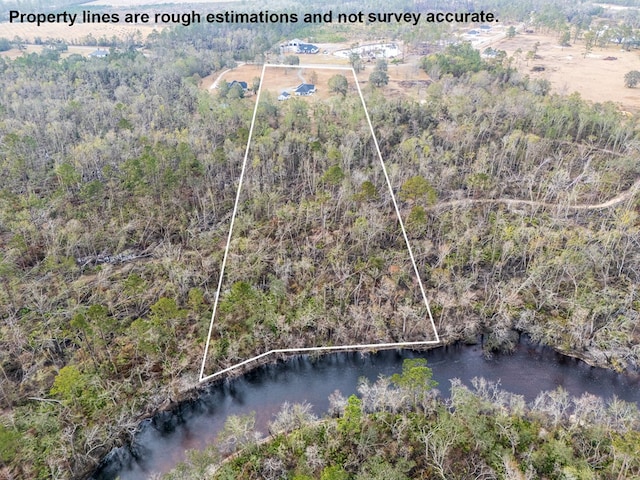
[198,63,267,382]
[199,64,440,383]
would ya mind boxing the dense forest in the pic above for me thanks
[200,73,441,378]
[164,360,640,479]
[1,1,640,478]
[0,22,296,479]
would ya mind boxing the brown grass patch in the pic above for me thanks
[493,30,640,111]
[205,63,357,104]
[0,21,162,44]
[205,63,263,90]
[261,66,351,101]
[355,55,433,100]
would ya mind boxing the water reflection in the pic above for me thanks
[92,339,640,480]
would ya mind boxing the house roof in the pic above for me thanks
[297,43,319,53]
[228,80,248,90]
[89,49,109,57]
[294,83,316,95]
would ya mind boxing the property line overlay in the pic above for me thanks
[199,64,440,383]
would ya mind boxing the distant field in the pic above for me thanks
[0,21,162,43]
[493,30,640,111]
[0,44,114,59]
[84,0,240,5]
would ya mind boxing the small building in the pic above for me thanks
[278,91,291,101]
[89,49,109,58]
[227,80,248,91]
[294,83,316,96]
[297,43,319,54]
[281,39,319,54]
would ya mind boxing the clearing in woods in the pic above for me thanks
[492,29,640,111]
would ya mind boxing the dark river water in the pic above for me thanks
[91,339,640,480]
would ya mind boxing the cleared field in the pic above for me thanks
[0,21,162,43]
[493,30,640,111]
[261,65,351,101]
[84,0,239,4]
[355,55,432,99]
[205,63,348,102]
[203,63,262,104]
[204,46,432,103]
